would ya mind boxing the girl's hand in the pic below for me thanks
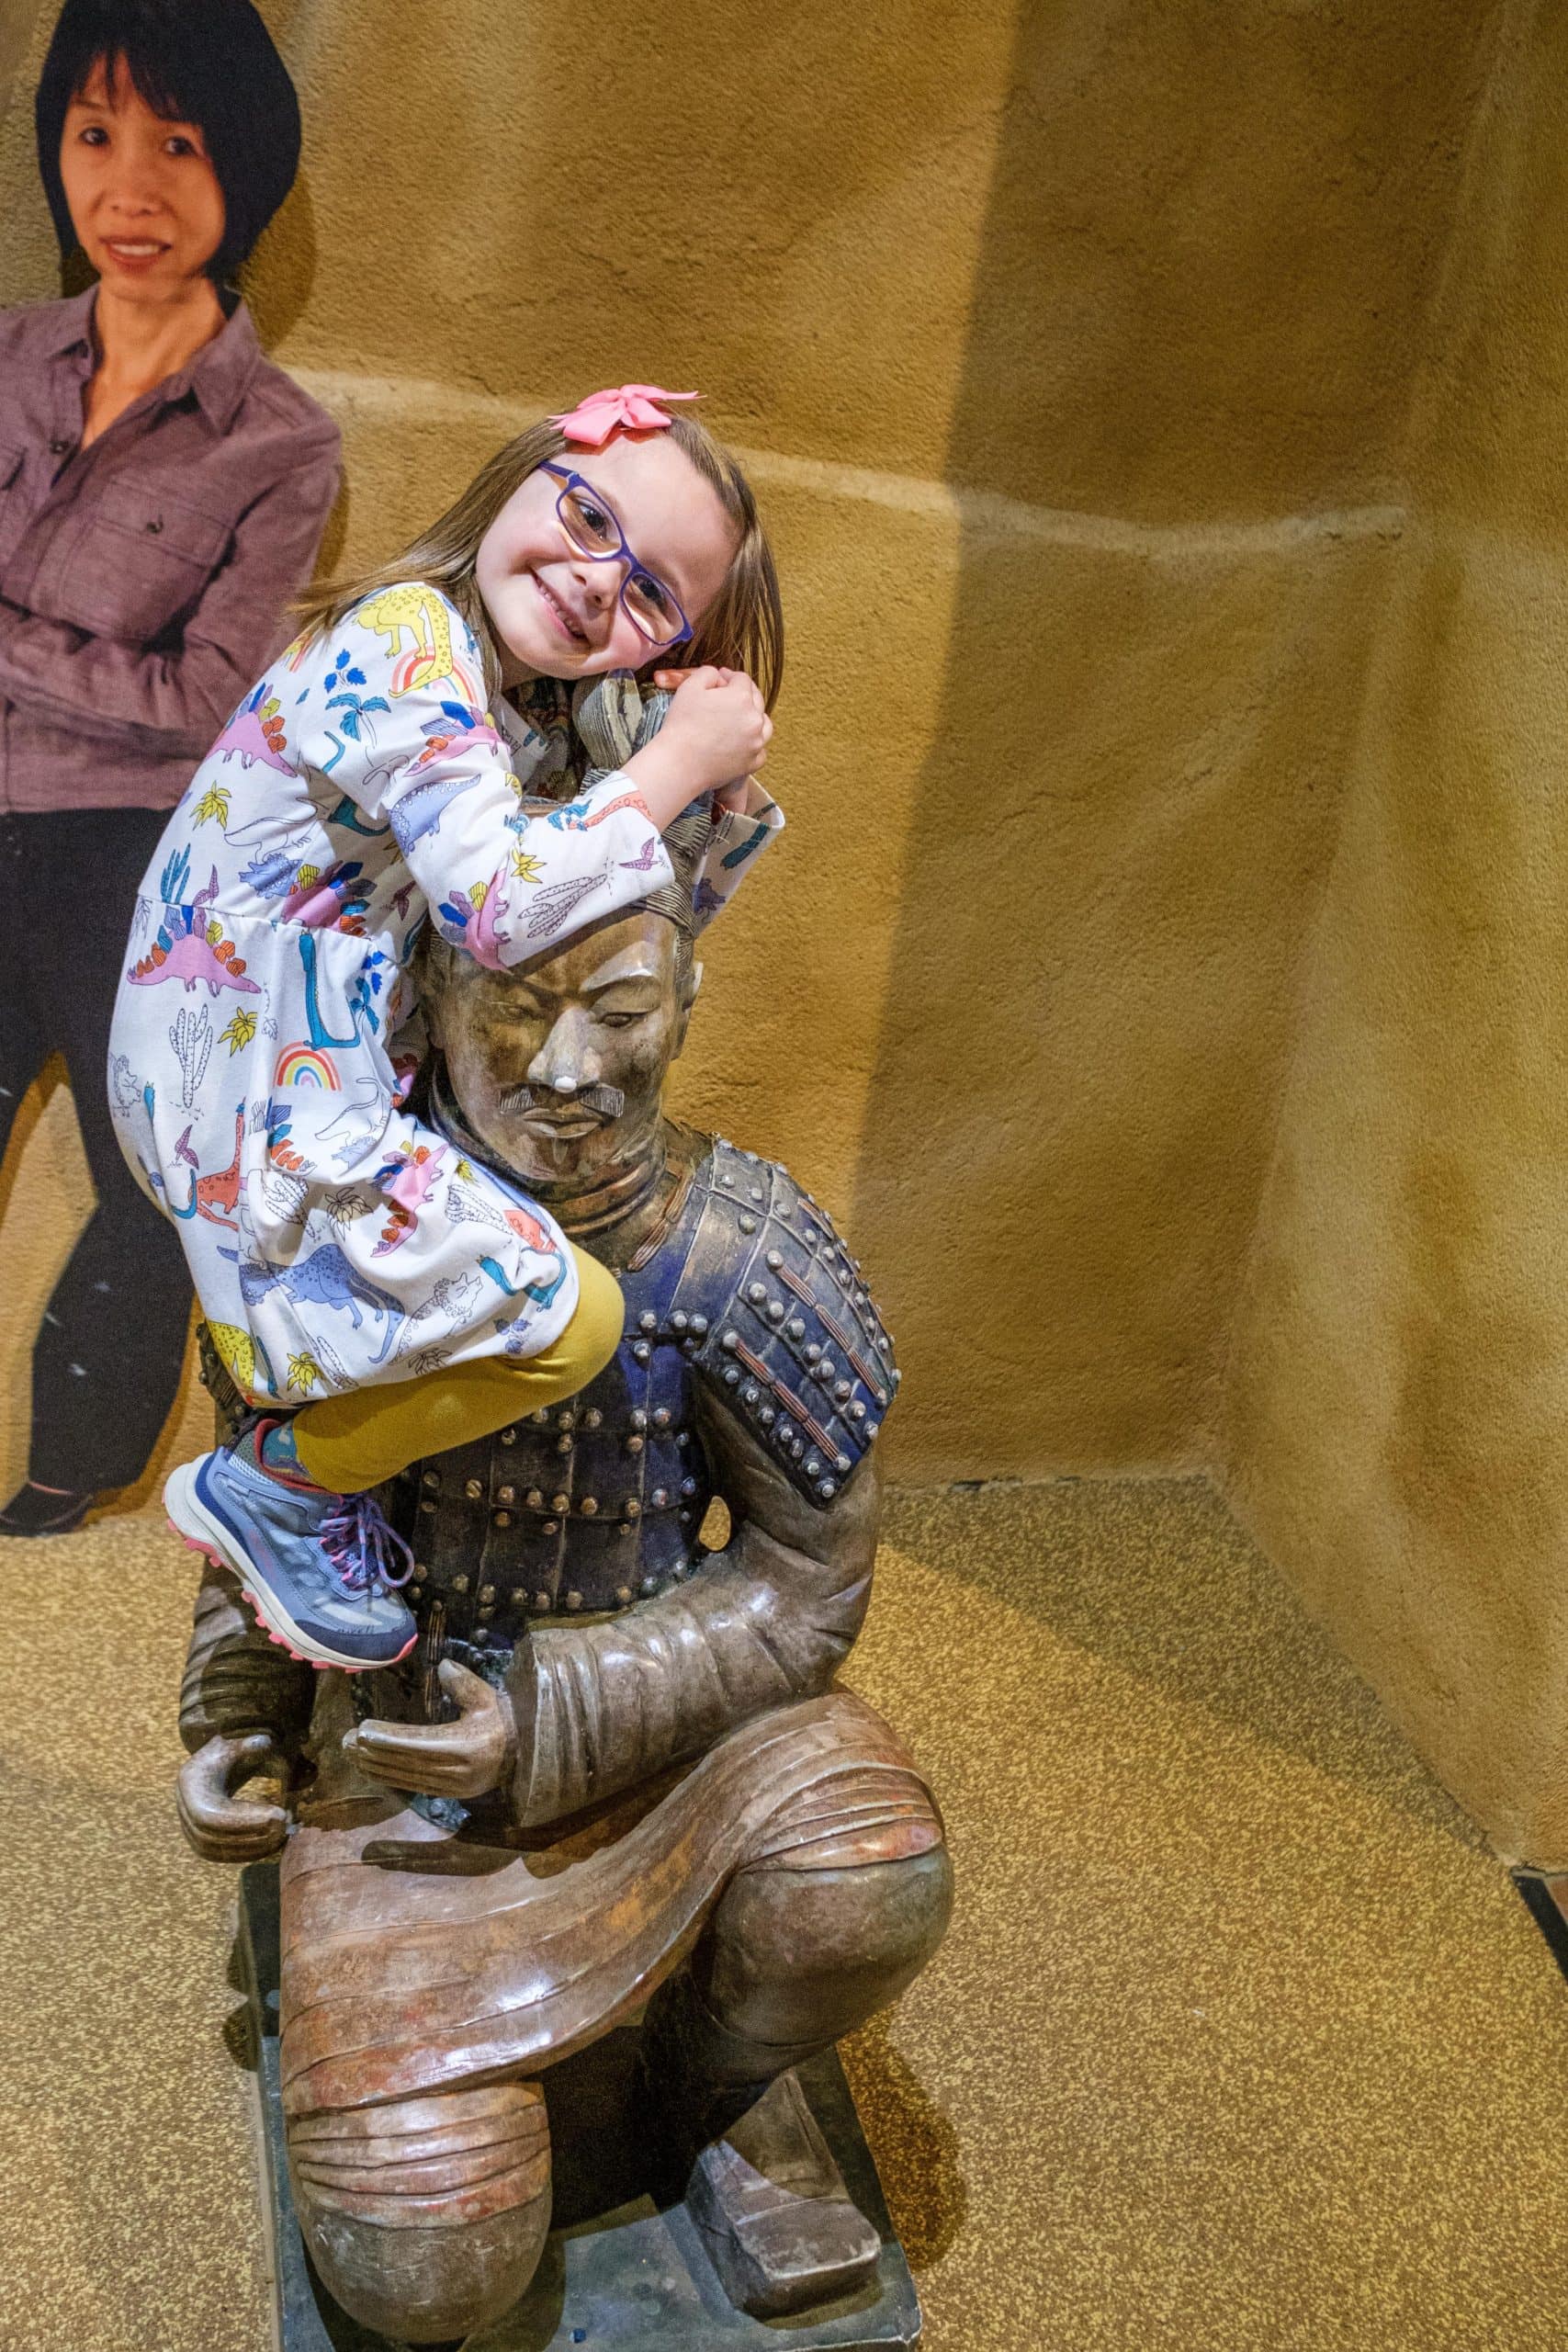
[658,666,773,787]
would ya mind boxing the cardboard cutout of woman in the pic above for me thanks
[0,0,340,1533]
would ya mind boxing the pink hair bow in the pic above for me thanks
[549,384,699,447]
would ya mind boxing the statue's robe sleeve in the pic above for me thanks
[506,1395,878,1829]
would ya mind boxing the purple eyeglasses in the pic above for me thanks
[539,463,694,650]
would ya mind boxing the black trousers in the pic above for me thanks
[0,808,193,1491]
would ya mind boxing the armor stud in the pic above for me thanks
[806,1455,821,1476]
[565,1591,583,1611]
[625,1499,641,1519]
[632,1340,651,1363]
[747,1283,766,1305]
[615,1587,633,1606]
[652,1407,672,1430]
[768,1301,784,1323]
[681,1477,698,1498]
[412,1562,428,1581]
[639,1310,658,1333]
[543,1520,560,1535]
[580,1498,599,1517]
[742,1384,760,1406]
[498,1486,516,1504]
[630,1408,648,1430]
[721,1329,739,1351]
[837,1453,852,1472]
[557,1408,575,1429]
[761,1407,776,1427]
[750,1185,765,1203]
[526,1487,544,1508]
[725,1366,740,1386]
[479,1585,496,1604]
[766,1250,783,1270]
[739,1216,757,1234]
[422,1470,441,1491]
[494,1510,512,1527]
[557,1434,574,1454]
[626,1433,645,1454]
[836,1381,852,1401]
[453,1575,470,1594]
[534,1591,550,1611]
[865,1423,879,1441]
[511,1587,527,1606]
[672,1311,689,1330]
[582,1408,603,1429]
[640,1575,660,1596]
[464,1478,483,1500]
[806,1342,821,1362]
[791,1440,806,1459]
[851,1402,866,1420]
[691,1316,709,1336]
[532,1408,551,1425]
[500,1426,518,1444]
[818,1480,837,1499]
[651,1488,669,1508]
[551,1493,570,1512]
[420,1498,436,1515]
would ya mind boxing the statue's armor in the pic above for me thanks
[381,1136,898,1651]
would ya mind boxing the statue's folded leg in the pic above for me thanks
[637,1738,953,2314]
[287,2078,552,2346]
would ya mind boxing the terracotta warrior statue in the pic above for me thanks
[176,803,951,2345]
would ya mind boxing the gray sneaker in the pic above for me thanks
[165,1439,417,1670]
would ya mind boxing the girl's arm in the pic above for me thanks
[692,776,785,933]
[288,586,675,968]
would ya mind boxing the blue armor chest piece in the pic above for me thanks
[384,1138,898,1654]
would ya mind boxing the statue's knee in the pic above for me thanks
[287,2081,550,2345]
[702,1844,953,2051]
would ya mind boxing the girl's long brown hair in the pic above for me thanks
[294,413,784,709]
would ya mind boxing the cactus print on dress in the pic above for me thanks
[107,584,781,1408]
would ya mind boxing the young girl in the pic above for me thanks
[108,384,784,1670]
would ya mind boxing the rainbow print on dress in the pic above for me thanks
[274,1044,342,1091]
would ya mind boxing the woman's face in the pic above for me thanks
[474,433,737,687]
[59,56,226,297]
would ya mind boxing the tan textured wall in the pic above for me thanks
[1224,0,1568,1863]
[0,0,1496,1506]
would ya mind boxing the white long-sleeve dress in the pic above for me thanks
[106,582,782,1407]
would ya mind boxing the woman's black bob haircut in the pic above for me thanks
[35,0,301,281]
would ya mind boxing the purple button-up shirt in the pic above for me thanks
[0,288,340,812]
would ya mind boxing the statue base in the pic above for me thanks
[238,1864,923,2351]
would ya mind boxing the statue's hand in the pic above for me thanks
[177,1732,289,1862]
[344,1660,515,1801]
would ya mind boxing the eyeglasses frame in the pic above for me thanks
[538,462,694,651]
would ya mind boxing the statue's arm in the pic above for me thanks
[176,1560,316,1860]
[506,1390,879,1829]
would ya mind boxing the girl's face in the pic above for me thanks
[474,433,738,686]
[59,56,226,298]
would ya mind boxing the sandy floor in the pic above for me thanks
[3,1476,1566,2352]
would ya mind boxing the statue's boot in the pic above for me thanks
[684,2067,882,2318]
[288,2079,551,2346]
[637,1847,953,2318]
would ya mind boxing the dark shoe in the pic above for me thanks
[685,2071,881,2319]
[0,1481,95,1536]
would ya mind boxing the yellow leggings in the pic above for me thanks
[289,1246,624,1495]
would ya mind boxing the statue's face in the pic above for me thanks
[426,910,698,1186]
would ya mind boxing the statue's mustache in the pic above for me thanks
[498,1080,626,1120]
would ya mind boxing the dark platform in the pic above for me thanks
[237,1864,922,2352]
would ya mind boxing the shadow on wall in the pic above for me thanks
[849,0,1496,1487]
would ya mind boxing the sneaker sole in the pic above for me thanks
[164,1460,417,1674]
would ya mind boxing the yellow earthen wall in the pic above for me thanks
[1224,0,1568,1862]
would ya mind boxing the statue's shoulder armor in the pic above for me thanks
[673,1137,899,1508]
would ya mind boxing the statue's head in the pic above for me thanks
[421,897,702,1193]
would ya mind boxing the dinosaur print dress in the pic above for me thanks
[106,582,782,1408]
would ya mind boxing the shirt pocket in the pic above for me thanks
[50,476,231,645]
